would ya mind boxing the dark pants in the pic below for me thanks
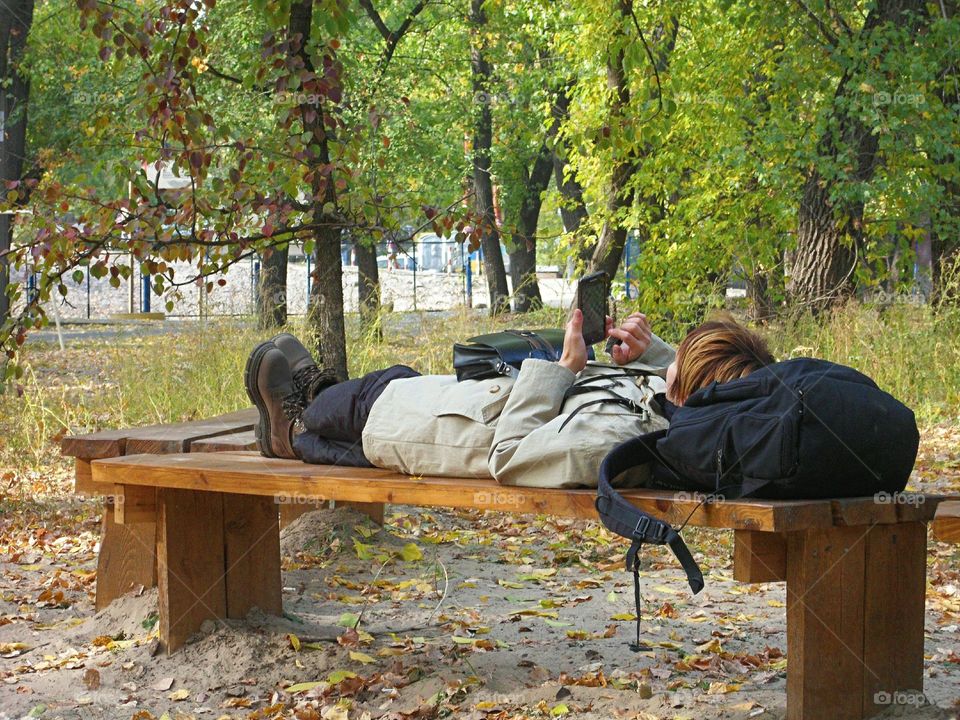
[293,364,420,466]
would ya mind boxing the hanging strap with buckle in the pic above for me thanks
[595,432,705,650]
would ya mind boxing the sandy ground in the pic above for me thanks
[0,503,957,720]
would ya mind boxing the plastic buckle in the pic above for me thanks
[650,522,667,542]
[633,516,651,539]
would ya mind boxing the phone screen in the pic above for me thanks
[577,272,610,346]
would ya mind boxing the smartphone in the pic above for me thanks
[576,271,610,346]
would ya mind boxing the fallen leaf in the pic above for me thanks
[349,650,375,665]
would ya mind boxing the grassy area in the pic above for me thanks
[1,300,958,475]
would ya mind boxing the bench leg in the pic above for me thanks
[785,523,926,720]
[278,500,328,529]
[223,493,281,618]
[860,522,926,715]
[95,499,157,611]
[335,500,385,525]
[157,489,227,653]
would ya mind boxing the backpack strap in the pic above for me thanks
[595,433,705,649]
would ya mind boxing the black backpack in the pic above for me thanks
[594,358,920,648]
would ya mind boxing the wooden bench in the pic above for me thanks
[62,410,947,720]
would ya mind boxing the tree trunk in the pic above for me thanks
[588,6,678,282]
[289,0,348,379]
[508,141,553,312]
[469,0,509,314]
[256,246,288,329]
[788,0,925,309]
[548,85,591,268]
[0,0,34,327]
[747,267,775,322]
[588,12,632,281]
[553,153,590,264]
[354,238,382,339]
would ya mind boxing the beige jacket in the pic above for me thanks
[361,334,676,488]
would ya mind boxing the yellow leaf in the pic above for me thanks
[550,703,570,716]
[353,539,373,560]
[327,669,358,684]
[288,633,301,651]
[349,650,375,665]
[767,599,785,608]
[706,681,740,694]
[652,585,680,595]
[399,543,423,562]
[0,642,30,654]
[168,689,190,701]
[287,680,326,694]
[610,613,637,621]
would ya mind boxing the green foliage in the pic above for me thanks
[1,0,958,370]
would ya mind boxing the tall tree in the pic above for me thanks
[507,138,552,311]
[469,0,509,314]
[0,0,34,329]
[788,0,927,309]
[287,0,348,379]
[257,246,287,329]
[587,4,678,281]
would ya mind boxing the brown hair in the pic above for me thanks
[672,314,775,405]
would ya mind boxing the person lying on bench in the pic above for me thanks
[244,312,773,488]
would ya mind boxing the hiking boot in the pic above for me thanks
[271,332,340,416]
[244,340,299,459]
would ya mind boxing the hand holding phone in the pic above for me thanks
[576,271,610,346]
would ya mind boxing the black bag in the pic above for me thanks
[594,358,920,648]
[452,329,594,381]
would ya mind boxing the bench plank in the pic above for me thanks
[88,451,877,532]
[62,408,258,459]
[190,430,257,453]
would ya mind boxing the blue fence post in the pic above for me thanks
[252,258,261,317]
[141,266,151,313]
[305,252,311,311]
[623,232,640,300]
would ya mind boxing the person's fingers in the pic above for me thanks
[605,315,615,334]
[611,341,628,364]
[620,320,652,345]
[608,326,644,354]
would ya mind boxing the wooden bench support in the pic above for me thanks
[278,499,328,529]
[157,489,283,651]
[932,501,960,544]
[785,522,926,720]
[115,484,157,525]
[223,493,282,619]
[334,500,385,525]
[157,489,228,652]
[733,530,786,582]
[96,499,158,611]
